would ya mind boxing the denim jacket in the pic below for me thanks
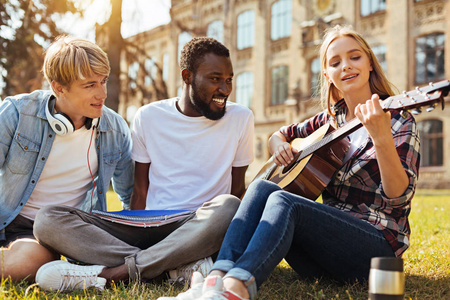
[0,90,134,240]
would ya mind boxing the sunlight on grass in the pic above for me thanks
[106,187,123,211]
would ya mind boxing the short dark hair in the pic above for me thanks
[179,37,230,73]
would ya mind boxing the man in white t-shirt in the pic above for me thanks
[0,36,134,283]
[34,37,254,292]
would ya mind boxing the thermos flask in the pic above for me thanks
[369,257,405,300]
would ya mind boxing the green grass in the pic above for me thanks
[1,190,449,299]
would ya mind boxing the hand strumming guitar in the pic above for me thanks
[268,131,299,167]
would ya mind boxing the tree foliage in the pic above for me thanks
[0,0,79,98]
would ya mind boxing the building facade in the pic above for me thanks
[120,0,450,189]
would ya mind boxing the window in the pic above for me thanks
[128,62,139,89]
[361,0,386,16]
[271,66,289,105]
[207,20,224,43]
[163,53,169,82]
[415,33,445,84]
[144,58,157,86]
[178,31,192,62]
[271,0,292,40]
[417,119,443,167]
[372,44,388,74]
[237,10,255,50]
[236,72,254,108]
[310,57,320,97]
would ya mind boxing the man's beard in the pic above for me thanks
[190,79,226,120]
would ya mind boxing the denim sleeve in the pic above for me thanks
[0,99,19,169]
[111,119,135,210]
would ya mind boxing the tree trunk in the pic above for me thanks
[105,0,123,113]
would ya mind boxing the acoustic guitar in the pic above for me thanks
[252,80,450,200]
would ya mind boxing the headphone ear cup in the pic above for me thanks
[45,100,75,136]
[53,112,75,135]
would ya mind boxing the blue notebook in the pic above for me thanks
[92,209,194,227]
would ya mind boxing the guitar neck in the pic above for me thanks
[297,79,450,161]
[299,118,362,160]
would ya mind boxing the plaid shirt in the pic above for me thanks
[279,99,420,257]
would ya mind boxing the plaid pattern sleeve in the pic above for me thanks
[279,111,329,142]
[277,100,420,257]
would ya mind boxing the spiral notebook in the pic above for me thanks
[92,209,194,227]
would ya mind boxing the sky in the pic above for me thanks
[59,0,171,40]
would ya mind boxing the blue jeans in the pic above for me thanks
[212,179,394,300]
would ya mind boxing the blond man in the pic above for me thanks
[0,35,134,282]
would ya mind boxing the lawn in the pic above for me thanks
[1,190,449,299]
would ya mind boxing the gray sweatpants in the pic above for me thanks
[33,194,240,280]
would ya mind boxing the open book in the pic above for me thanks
[92,209,194,227]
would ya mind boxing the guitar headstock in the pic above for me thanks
[383,80,449,114]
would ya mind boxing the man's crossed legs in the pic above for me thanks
[33,194,240,291]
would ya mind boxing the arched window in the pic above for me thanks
[207,20,224,43]
[178,31,192,62]
[236,72,254,108]
[361,0,386,16]
[372,44,388,74]
[310,57,320,97]
[237,10,255,50]
[417,119,443,167]
[128,62,139,89]
[415,33,445,84]
[162,53,169,82]
[271,65,289,105]
[144,58,157,86]
[271,0,292,40]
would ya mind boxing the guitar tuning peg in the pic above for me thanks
[400,110,409,118]
[426,104,436,112]
[411,108,422,115]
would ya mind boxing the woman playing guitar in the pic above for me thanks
[164,25,420,300]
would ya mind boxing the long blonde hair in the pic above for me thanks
[43,35,110,93]
[319,25,396,115]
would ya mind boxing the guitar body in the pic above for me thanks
[252,124,350,200]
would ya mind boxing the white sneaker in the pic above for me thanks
[201,275,224,294]
[200,276,248,300]
[168,257,213,283]
[157,271,205,300]
[200,290,248,300]
[36,260,106,292]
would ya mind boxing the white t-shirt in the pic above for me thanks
[131,98,254,210]
[344,125,369,163]
[20,124,98,220]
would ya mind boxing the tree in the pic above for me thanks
[96,0,169,113]
[0,0,79,98]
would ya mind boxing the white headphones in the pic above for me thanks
[45,99,75,136]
